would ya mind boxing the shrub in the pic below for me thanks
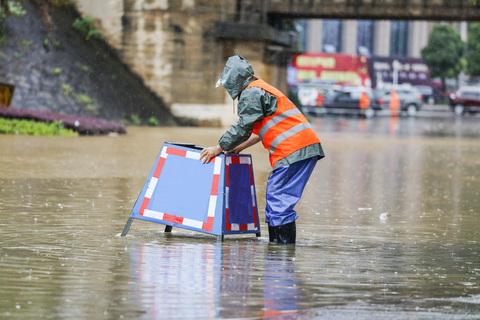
[0,118,77,136]
[61,83,73,96]
[148,116,159,126]
[0,107,127,135]
[51,67,62,75]
[76,62,90,73]
[130,114,141,125]
[74,93,97,114]
[7,1,25,16]
[73,15,100,40]
[60,83,98,114]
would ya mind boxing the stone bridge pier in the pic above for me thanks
[72,0,296,126]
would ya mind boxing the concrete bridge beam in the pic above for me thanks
[267,0,480,21]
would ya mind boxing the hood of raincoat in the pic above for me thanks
[216,55,257,100]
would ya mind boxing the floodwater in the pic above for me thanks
[1,113,480,319]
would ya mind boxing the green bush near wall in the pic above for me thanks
[0,118,77,136]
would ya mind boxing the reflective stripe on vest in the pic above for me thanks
[269,122,313,154]
[257,108,302,139]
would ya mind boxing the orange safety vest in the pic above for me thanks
[246,79,321,168]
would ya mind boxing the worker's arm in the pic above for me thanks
[225,134,261,154]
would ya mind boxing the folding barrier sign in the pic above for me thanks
[121,142,261,240]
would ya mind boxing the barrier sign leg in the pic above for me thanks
[121,217,134,237]
[121,142,261,240]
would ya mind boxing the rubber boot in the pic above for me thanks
[274,221,296,244]
[268,224,277,243]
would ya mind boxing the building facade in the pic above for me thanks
[304,19,469,58]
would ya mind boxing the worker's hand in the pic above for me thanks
[200,145,223,164]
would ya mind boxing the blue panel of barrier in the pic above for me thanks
[121,142,261,240]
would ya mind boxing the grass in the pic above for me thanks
[61,83,73,96]
[51,67,62,75]
[72,16,100,40]
[0,118,77,136]
[74,93,97,114]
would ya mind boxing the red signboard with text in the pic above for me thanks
[291,53,371,87]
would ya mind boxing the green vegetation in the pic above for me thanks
[73,15,100,40]
[0,0,26,43]
[0,118,77,136]
[74,93,97,114]
[7,0,25,15]
[466,23,480,79]
[130,114,141,125]
[51,67,62,75]
[59,83,98,114]
[421,24,465,93]
[60,83,73,96]
[148,116,159,126]
[76,62,90,73]
[22,39,32,46]
[43,37,62,50]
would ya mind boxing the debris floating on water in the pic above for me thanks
[379,212,391,220]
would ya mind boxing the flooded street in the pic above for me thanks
[1,114,480,319]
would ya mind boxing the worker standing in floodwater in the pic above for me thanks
[200,55,325,244]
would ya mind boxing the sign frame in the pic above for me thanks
[121,142,261,241]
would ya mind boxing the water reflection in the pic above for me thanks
[130,242,222,319]
[128,241,306,319]
[261,246,305,320]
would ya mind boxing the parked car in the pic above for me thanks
[297,79,336,115]
[414,85,441,105]
[448,86,480,116]
[375,85,424,116]
[319,85,383,118]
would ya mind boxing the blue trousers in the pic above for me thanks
[265,157,318,227]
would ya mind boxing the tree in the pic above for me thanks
[421,24,465,93]
[465,22,480,80]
